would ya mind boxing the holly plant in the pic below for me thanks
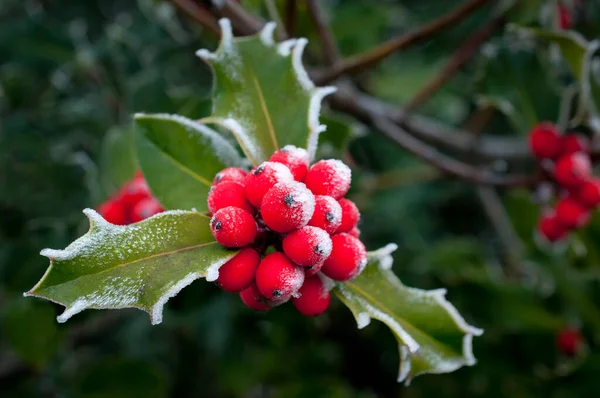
[24,19,483,384]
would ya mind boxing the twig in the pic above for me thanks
[216,0,263,35]
[316,0,491,84]
[404,16,505,113]
[169,0,221,36]
[306,0,339,65]
[284,0,297,38]
[264,0,287,40]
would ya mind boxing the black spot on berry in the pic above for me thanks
[314,244,325,255]
[272,289,282,298]
[212,219,222,231]
[325,211,336,223]
[283,193,296,207]
[253,164,265,175]
[215,173,222,183]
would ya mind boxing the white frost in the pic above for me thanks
[356,312,371,329]
[368,243,398,270]
[151,272,201,325]
[277,39,297,56]
[259,22,276,46]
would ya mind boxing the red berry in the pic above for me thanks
[304,261,324,277]
[556,328,584,357]
[207,181,255,214]
[244,161,294,208]
[255,252,305,301]
[283,226,332,267]
[216,248,260,292]
[305,159,352,199]
[577,178,600,208]
[269,145,310,181]
[240,284,271,311]
[308,195,342,234]
[210,207,257,248]
[321,233,367,281]
[213,167,247,185]
[528,122,562,159]
[292,275,331,316]
[561,134,590,156]
[555,196,590,229]
[98,198,128,225]
[119,174,151,208]
[554,152,591,188]
[348,226,361,239]
[337,198,360,233]
[558,4,572,29]
[260,181,315,233]
[130,197,164,223]
[538,211,568,242]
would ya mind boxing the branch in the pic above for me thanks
[169,0,221,36]
[316,0,491,84]
[306,0,340,65]
[404,15,506,113]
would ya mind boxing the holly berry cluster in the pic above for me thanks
[208,145,366,316]
[529,122,599,242]
[97,171,164,225]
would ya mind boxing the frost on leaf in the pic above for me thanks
[334,244,483,384]
[196,19,336,165]
[25,209,236,324]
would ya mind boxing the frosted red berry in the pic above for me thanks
[213,167,247,185]
[554,152,592,188]
[255,252,305,301]
[244,161,294,207]
[207,181,255,215]
[348,226,361,239]
[120,174,151,208]
[308,195,342,234]
[305,159,352,199]
[292,275,331,316]
[321,233,367,281]
[216,248,261,292]
[561,134,590,156]
[528,122,562,159]
[538,212,567,242]
[269,145,310,182]
[337,198,360,233]
[260,181,315,233]
[240,284,271,311]
[555,196,590,229]
[283,226,332,267]
[304,260,324,277]
[98,199,128,225]
[556,328,584,357]
[577,178,600,208]
[210,206,257,248]
[130,197,164,223]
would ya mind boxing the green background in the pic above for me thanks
[2,0,600,397]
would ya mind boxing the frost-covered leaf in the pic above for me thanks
[135,113,245,211]
[196,19,336,165]
[335,244,483,384]
[25,209,236,324]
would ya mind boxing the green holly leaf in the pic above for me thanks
[135,113,245,211]
[99,125,137,197]
[24,209,237,324]
[196,19,336,165]
[335,244,483,384]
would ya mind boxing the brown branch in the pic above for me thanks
[284,0,298,38]
[306,0,340,66]
[316,0,491,84]
[169,0,221,37]
[404,15,505,113]
[216,0,263,35]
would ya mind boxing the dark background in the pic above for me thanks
[2,0,600,397]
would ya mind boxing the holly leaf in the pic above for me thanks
[196,19,336,165]
[24,209,237,324]
[99,125,137,197]
[335,244,483,384]
[135,113,245,211]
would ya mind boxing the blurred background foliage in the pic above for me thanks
[2,0,600,397]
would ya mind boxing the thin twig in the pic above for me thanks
[306,0,340,65]
[316,0,491,84]
[169,0,221,36]
[284,0,297,38]
[264,0,287,40]
[404,16,505,113]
